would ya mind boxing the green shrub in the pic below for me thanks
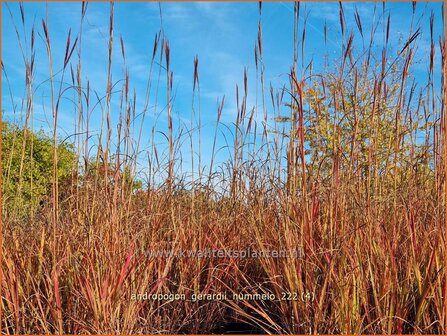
[2,121,76,217]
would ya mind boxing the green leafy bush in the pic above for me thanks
[2,121,76,217]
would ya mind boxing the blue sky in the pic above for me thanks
[2,1,444,184]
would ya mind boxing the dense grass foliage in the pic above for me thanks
[2,2,445,334]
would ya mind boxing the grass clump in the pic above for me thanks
[1,2,445,334]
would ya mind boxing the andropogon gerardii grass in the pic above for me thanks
[1,2,445,334]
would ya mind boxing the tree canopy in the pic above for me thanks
[2,122,76,217]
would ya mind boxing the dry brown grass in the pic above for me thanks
[2,2,445,334]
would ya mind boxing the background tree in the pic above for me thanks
[2,122,76,218]
[304,57,433,192]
